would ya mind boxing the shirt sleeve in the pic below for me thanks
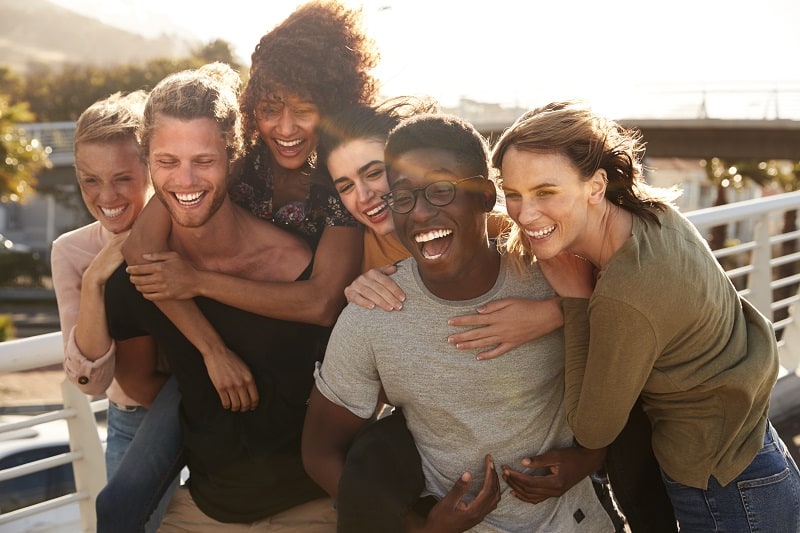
[561,295,659,449]
[62,325,116,395]
[313,306,381,419]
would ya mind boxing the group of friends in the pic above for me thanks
[50,1,800,532]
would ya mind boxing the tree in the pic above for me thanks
[5,38,245,122]
[0,95,49,202]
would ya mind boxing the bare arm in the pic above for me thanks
[301,386,367,498]
[74,233,127,359]
[114,335,169,408]
[128,225,364,326]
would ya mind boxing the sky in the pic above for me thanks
[49,0,800,120]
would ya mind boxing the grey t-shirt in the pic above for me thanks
[316,254,614,532]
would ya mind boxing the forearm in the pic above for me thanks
[74,278,114,360]
[154,298,228,358]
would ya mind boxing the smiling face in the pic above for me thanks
[327,138,393,235]
[500,147,601,261]
[254,93,321,171]
[388,147,490,287]
[149,115,229,228]
[75,138,150,234]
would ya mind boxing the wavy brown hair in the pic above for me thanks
[492,100,681,262]
[240,0,380,147]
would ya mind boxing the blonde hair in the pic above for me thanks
[73,90,147,162]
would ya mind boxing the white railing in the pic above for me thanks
[685,190,800,372]
[0,332,106,533]
[0,191,798,532]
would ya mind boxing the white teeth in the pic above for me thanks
[414,229,452,243]
[275,139,302,147]
[524,225,556,239]
[365,203,387,217]
[100,206,125,218]
[422,250,444,260]
[175,192,204,205]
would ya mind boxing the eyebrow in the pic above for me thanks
[332,160,384,186]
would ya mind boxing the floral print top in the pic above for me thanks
[229,140,358,251]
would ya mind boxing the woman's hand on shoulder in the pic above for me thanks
[447,297,563,360]
[83,231,128,287]
[344,264,406,311]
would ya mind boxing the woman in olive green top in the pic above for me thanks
[495,99,800,532]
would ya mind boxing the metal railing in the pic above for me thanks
[0,332,106,533]
[0,191,798,532]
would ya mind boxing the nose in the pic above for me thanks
[275,108,297,136]
[515,197,541,226]
[172,163,197,188]
[355,182,374,204]
[97,182,119,203]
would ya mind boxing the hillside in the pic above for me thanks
[0,0,195,73]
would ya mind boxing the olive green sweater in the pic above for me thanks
[561,206,779,489]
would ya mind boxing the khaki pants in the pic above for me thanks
[158,485,337,532]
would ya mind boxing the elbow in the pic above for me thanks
[311,297,347,327]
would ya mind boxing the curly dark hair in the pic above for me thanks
[240,0,380,147]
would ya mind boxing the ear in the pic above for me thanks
[587,169,607,205]
[481,180,497,212]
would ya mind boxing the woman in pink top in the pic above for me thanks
[50,91,175,532]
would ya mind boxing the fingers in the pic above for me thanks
[343,268,406,311]
[502,464,560,504]
[475,343,513,361]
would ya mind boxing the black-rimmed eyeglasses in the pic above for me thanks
[381,175,484,214]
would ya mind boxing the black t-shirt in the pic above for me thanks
[105,262,330,523]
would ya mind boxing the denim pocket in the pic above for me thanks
[736,441,800,532]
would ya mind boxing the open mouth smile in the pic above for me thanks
[524,225,556,239]
[100,205,126,218]
[174,191,206,207]
[414,228,453,260]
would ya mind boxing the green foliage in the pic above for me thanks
[0,314,16,342]
[4,39,245,122]
[0,96,50,202]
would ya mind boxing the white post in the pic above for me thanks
[61,379,106,533]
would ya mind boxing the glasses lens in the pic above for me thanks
[389,190,415,213]
[425,181,456,206]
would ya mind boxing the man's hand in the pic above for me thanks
[126,251,201,301]
[502,446,606,504]
[202,346,259,412]
[344,264,405,311]
[409,454,501,532]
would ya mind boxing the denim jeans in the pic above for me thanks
[105,398,148,480]
[662,420,800,533]
[97,376,184,533]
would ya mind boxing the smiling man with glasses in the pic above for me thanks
[302,113,619,532]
